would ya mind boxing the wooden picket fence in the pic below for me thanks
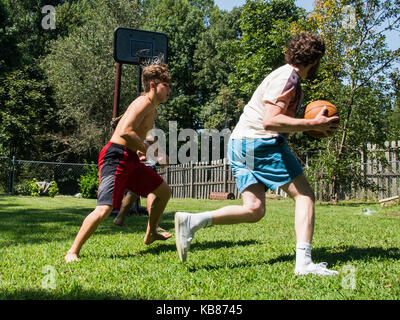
[158,141,400,201]
[362,140,400,200]
[158,159,241,199]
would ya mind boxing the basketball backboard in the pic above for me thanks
[113,27,168,65]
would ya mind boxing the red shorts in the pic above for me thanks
[97,142,164,209]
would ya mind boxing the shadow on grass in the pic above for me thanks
[106,239,260,259]
[0,288,147,300]
[263,245,400,267]
[0,199,175,248]
[0,206,89,247]
[188,245,400,272]
[312,245,400,264]
[317,201,378,207]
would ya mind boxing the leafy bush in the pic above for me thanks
[14,180,32,195]
[28,179,41,196]
[14,179,40,196]
[15,179,59,197]
[78,163,99,199]
[48,182,59,197]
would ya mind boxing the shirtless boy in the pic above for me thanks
[65,64,172,263]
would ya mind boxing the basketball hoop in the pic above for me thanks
[111,27,169,131]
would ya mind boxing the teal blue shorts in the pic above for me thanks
[228,136,303,193]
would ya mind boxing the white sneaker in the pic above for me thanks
[295,262,339,276]
[174,212,195,262]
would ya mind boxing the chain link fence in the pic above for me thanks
[1,150,399,200]
[0,156,97,195]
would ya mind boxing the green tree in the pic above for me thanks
[2,0,73,64]
[42,0,142,162]
[0,65,56,159]
[0,0,94,160]
[193,7,245,130]
[193,6,242,106]
[141,0,214,131]
[293,0,400,201]
[228,0,302,101]
[0,0,21,75]
[200,85,245,130]
[387,73,400,140]
[198,0,303,134]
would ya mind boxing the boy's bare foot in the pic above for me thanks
[113,218,127,227]
[156,226,167,233]
[144,230,172,245]
[65,252,79,263]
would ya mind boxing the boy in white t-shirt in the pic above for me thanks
[175,33,340,276]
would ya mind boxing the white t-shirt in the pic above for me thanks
[231,64,303,139]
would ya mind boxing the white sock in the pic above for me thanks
[296,242,312,269]
[189,211,213,233]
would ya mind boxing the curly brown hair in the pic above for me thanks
[142,63,171,92]
[285,32,325,67]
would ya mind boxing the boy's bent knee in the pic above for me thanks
[250,208,265,222]
[245,203,265,223]
[94,205,113,220]
[153,182,172,200]
[164,184,172,198]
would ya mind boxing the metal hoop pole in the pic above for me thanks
[112,62,122,134]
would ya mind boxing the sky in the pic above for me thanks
[213,0,398,51]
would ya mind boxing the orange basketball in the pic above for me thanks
[304,100,339,138]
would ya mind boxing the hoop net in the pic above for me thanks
[135,49,166,67]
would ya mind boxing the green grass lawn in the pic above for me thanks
[0,195,399,300]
